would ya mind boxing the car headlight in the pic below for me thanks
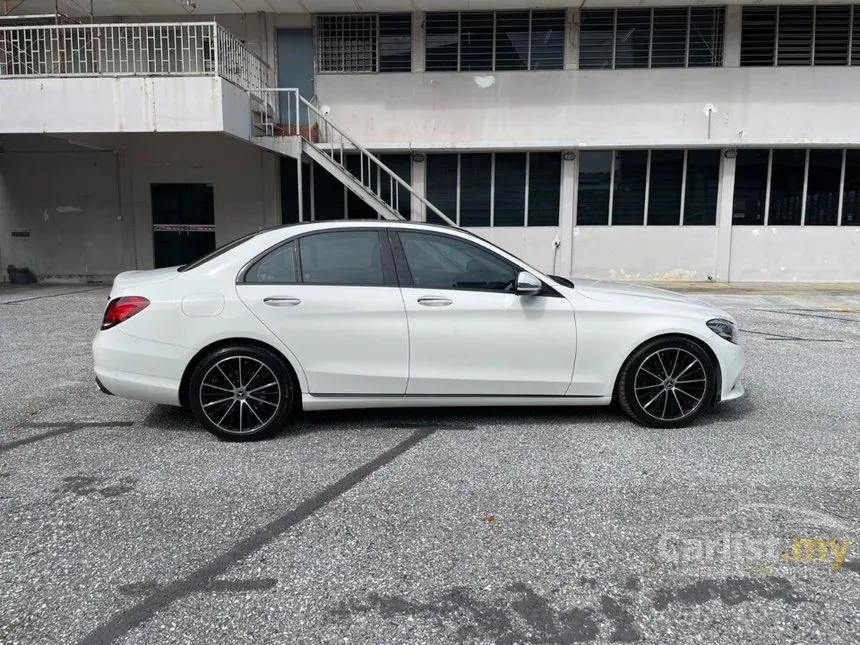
[707,318,738,344]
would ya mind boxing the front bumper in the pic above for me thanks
[705,332,745,403]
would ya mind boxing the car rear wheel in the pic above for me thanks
[617,336,716,428]
[188,345,295,441]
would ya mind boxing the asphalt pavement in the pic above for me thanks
[0,283,858,644]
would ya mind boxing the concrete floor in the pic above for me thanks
[0,284,858,644]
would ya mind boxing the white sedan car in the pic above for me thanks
[92,220,744,441]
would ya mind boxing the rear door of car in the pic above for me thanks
[236,228,409,396]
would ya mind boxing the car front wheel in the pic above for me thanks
[617,336,716,428]
[188,345,295,441]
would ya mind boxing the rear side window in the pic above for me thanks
[244,241,298,284]
[300,231,385,285]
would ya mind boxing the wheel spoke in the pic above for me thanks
[238,399,244,433]
[248,394,277,406]
[204,396,234,408]
[661,390,669,419]
[675,360,699,380]
[237,357,244,388]
[669,349,680,379]
[203,383,232,393]
[640,367,662,381]
[249,382,278,394]
[216,364,236,389]
[643,389,664,409]
[676,378,705,385]
[656,352,670,379]
[675,386,701,402]
[217,400,236,426]
[245,364,264,389]
[245,400,265,426]
[635,382,663,391]
[671,389,685,418]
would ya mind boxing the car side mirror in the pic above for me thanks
[515,271,542,296]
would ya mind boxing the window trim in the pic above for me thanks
[236,228,399,287]
[388,229,562,297]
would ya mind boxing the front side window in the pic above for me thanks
[299,231,386,285]
[397,231,517,292]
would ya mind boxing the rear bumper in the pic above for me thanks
[92,328,192,407]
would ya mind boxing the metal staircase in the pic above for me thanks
[248,88,456,226]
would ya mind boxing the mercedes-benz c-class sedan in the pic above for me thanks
[92,220,744,441]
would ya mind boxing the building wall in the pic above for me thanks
[0,133,278,280]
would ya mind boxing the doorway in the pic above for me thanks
[276,28,315,125]
[151,183,215,268]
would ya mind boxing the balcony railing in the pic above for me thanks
[0,21,273,100]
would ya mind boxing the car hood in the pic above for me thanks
[563,277,734,321]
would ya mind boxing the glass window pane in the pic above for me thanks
[647,150,684,225]
[814,6,850,66]
[615,9,651,69]
[683,149,720,225]
[741,7,776,67]
[300,231,385,285]
[379,13,412,72]
[689,8,725,67]
[777,6,813,66]
[398,231,516,291]
[577,151,612,225]
[842,150,860,225]
[769,149,805,225]
[425,12,459,71]
[805,149,842,226]
[613,150,648,225]
[493,153,527,227]
[579,10,615,70]
[245,241,298,283]
[495,11,529,71]
[527,153,561,226]
[460,12,494,71]
[530,10,565,70]
[459,153,492,227]
[732,149,769,225]
[651,8,687,68]
[426,154,458,225]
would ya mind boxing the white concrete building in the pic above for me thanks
[1,0,858,283]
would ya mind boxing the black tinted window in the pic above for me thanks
[398,231,516,292]
[300,231,385,285]
[244,241,298,283]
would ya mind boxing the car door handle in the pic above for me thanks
[263,296,301,307]
[417,296,453,307]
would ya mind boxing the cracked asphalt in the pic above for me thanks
[0,283,858,644]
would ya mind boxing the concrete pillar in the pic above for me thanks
[411,153,427,221]
[724,5,742,68]
[560,152,576,275]
[565,9,579,70]
[715,151,736,282]
[412,12,425,73]
[261,150,281,229]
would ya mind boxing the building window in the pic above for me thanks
[579,7,725,70]
[425,10,565,72]
[732,148,859,226]
[576,149,720,225]
[317,13,411,73]
[426,152,561,227]
[740,5,857,67]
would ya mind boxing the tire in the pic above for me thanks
[616,336,716,428]
[188,344,295,441]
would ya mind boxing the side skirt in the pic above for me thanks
[301,394,612,412]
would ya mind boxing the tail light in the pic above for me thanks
[101,296,150,330]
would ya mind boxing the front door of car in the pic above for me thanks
[391,230,577,396]
[236,229,409,396]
